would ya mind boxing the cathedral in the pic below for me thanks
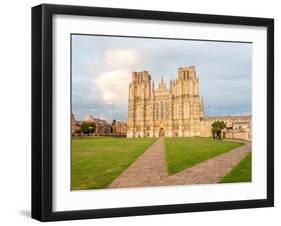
[127,66,205,138]
[127,66,251,139]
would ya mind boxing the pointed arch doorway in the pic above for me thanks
[159,128,165,137]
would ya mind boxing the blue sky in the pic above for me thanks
[72,35,252,122]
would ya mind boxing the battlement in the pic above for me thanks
[132,71,151,82]
[178,66,196,80]
[178,66,195,71]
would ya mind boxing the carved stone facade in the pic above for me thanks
[127,66,251,139]
[127,66,205,138]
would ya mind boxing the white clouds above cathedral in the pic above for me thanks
[72,35,252,121]
[94,69,130,105]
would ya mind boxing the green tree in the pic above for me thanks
[211,121,226,139]
[88,122,96,135]
[81,122,91,134]
[111,119,116,134]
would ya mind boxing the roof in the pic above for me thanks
[201,115,251,121]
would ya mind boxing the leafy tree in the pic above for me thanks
[111,119,116,134]
[88,126,94,134]
[81,122,90,134]
[211,121,226,139]
[88,122,96,134]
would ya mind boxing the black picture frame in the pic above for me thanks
[32,3,274,222]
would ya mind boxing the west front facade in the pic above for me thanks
[127,66,205,138]
[127,66,251,139]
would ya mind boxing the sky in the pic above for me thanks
[72,34,252,122]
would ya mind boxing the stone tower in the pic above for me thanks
[127,66,204,138]
[127,71,152,138]
[170,66,204,137]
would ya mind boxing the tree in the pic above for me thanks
[80,122,89,134]
[88,122,96,134]
[211,121,226,139]
[111,119,116,134]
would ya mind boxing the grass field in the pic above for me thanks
[165,137,244,175]
[220,152,252,183]
[71,136,156,190]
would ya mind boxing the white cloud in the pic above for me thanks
[94,70,131,105]
[104,48,140,68]
[92,48,141,105]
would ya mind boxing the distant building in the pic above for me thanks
[85,114,95,124]
[72,113,126,136]
[112,121,127,136]
[71,113,81,135]
[95,118,111,135]
[200,115,251,140]
[85,114,110,135]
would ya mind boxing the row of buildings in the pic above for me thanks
[72,66,252,140]
[71,114,127,136]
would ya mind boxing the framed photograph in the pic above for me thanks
[32,4,274,221]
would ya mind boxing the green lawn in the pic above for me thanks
[72,137,156,190]
[220,152,252,183]
[165,137,244,175]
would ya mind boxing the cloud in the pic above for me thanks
[104,48,140,68]
[91,48,141,106]
[72,35,252,121]
[94,70,131,105]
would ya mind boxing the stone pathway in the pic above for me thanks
[108,138,168,188]
[108,139,251,188]
[161,140,251,185]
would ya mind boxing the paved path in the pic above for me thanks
[109,138,168,188]
[160,140,251,185]
[109,139,251,188]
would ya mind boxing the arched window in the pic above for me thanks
[164,102,169,120]
[160,102,164,119]
[155,103,158,119]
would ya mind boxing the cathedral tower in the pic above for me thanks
[127,71,152,138]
